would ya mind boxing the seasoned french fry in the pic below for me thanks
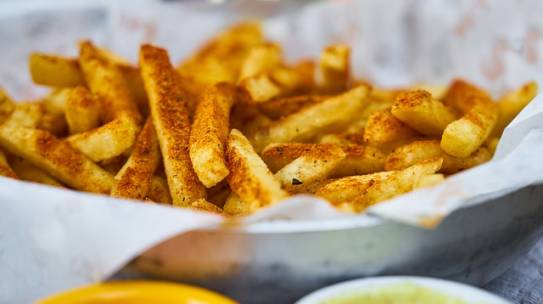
[10,157,63,187]
[189,83,237,188]
[226,129,287,207]
[147,175,172,204]
[111,118,160,200]
[0,125,113,193]
[29,53,85,87]
[318,44,350,93]
[239,42,282,80]
[414,173,445,189]
[258,95,327,119]
[443,79,492,113]
[190,198,223,214]
[441,102,498,157]
[0,88,15,124]
[288,178,335,194]
[254,85,369,151]
[363,109,418,149]
[410,84,448,100]
[64,86,101,134]
[275,144,345,192]
[0,148,17,178]
[140,44,206,206]
[223,192,258,216]
[391,90,457,136]
[385,140,491,173]
[5,103,44,128]
[42,88,70,114]
[38,111,67,136]
[492,81,538,136]
[67,114,140,162]
[333,145,386,176]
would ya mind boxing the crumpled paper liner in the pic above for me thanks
[1,0,543,302]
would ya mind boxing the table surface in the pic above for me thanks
[484,238,543,304]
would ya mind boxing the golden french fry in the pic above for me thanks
[29,53,85,87]
[332,145,386,176]
[140,44,206,206]
[223,192,258,216]
[10,157,63,187]
[385,139,492,174]
[189,83,237,188]
[258,95,327,119]
[363,109,418,149]
[147,175,172,204]
[493,81,538,136]
[64,86,101,134]
[0,148,17,178]
[443,79,492,113]
[239,42,282,80]
[441,102,498,157]
[38,111,67,136]
[410,84,448,100]
[318,44,350,93]
[288,178,335,194]
[391,90,457,136]
[190,198,223,214]
[0,88,15,124]
[111,118,160,200]
[254,85,369,151]
[414,173,445,189]
[0,125,113,193]
[226,129,287,208]
[42,88,70,114]
[275,144,345,192]
[5,103,44,128]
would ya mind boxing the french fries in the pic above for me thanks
[0,22,521,216]
[254,85,369,151]
[111,118,161,200]
[189,83,237,188]
[391,90,457,136]
[226,129,287,208]
[140,44,206,206]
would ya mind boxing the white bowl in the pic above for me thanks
[296,276,512,304]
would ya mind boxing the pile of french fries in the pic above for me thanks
[0,22,537,215]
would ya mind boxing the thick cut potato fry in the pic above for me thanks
[190,198,223,214]
[0,149,17,178]
[443,79,492,113]
[363,110,418,149]
[0,125,113,193]
[391,90,457,136]
[226,129,287,208]
[223,192,258,216]
[254,85,369,151]
[79,41,141,122]
[38,111,67,136]
[414,173,444,189]
[10,157,63,187]
[64,86,101,134]
[258,95,327,119]
[5,103,44,128]
[0,88,15,124]
[275,144,345,192]
[67,114,140,162]
[385,140,491,173]
[262,143,385,176]
[240,65,311,103]
[493,81,538,136]
[147,175,172,204]
[190,83,237,188]
[43,88,70,114]
[318,45,350,93]
[441,103,498,157]
[316,171,393,206]
[140,44,206,206]
[288,178,335,194]
[239,42,282,80]
[111,118,160,200]
[29,53,85,87]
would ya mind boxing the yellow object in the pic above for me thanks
[38,281,237,304]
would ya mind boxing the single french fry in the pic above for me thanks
[223,192,258,216]
[5,103,44,128]
[441,102,498,157]
[254,85,369,151]
[0,125,113,193]
[64,86,101,134]
[239,42,282,80]
[492,81,538,136]
[226,129,287,207]
[385,139,492,174]
[410,84,448,100]
[275,144,345,192]
[111,118,160,200]
[363,109,418,149]
[147,175,172,204]
[10,157,63,187]
[288,178,335,195]
[258,95,327,119]
[0,88,15,124]
[67,114,140,162]
[391,90,457,136]
[332,145,386,176]
[189,83,237,188]
[414,173,445,189]
[318,44,350,93]
[29,53,85,87]
[140,44,206,206]
[443,79,492,113]
[0,148,17,178]
[42,88,70,114]
[190,198,223,214]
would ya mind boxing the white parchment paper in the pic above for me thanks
[1,0,543,302]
